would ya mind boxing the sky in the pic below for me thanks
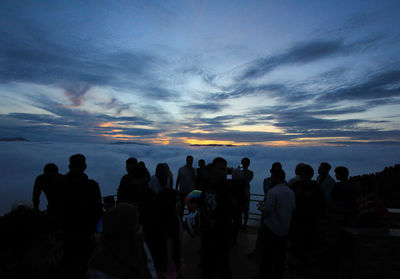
[1,0,400,146]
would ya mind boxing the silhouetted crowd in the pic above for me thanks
[0,154,393,279]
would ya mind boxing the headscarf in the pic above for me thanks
[88,204,151,279]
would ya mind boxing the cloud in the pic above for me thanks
[142,86,178,100]
[320,69,400,102]
[210,83,289,101]
[238,36,383,80]
[1,142,399,215]
[183,103,226,112]
[0,17,163,100]
[63,83,91,107]
[168,130,297,142]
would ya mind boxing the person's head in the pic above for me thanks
[212,157,227,182]
[318,162,331,176]
[335,166,349,181]
[241,157,250,169]
[186,155,193,166]
[69,154,86,173]
[135,161,147,180]
[198,159,206,168]
[299,164,314,181]
[295,163,306,175]
[163,163,170,172]
[156,163,169,187]
[270,162,282,174]
[43,163,58,174]
[126,157,138,174]
[271,169,286,186]
[103,196,116,210]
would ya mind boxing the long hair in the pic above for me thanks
[155,163,169,188]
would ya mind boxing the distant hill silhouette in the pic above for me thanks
[190,144,238,147]
[0,137,29,142]
[110,141,150,146]
[351,164,400,208]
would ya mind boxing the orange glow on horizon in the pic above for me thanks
[180,137,249,146]
[98,122,116,128]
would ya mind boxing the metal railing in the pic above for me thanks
[105,192,265,222]
[248,193,264,222]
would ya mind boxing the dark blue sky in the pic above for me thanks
[1,0,400,145]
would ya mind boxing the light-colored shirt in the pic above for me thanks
[263,182,296,236]
[317,174,335,202]
[177,165,196,193]
[263,177,272,197]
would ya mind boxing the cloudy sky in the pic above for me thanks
[1,0,400,146]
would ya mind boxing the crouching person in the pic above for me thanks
[259,169,296,279]
[88,203,156,279]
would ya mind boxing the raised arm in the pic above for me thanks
[32,177,42,210]
[175,168,182,191]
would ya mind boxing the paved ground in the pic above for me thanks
[181,226,260,279]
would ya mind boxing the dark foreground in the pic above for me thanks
[182,220,400,279]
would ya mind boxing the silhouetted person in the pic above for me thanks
[288,163,306,187]
[103,195,115,210]
[331,166,358,213]
[290,164,325,263]
[138,161,151,182]
[32,163,64,218]
[88,204,155,279]
[145,189,183,278]
[196,159,206,190]
[150,163,171,193]
[0,206,62,279]
[118,158,149,204]
[240,157,253,228]
[164,163,174,187]
[176,155,196,216]
[61,154,103,279]
[200,157,233,279]
[263,162,282,196]
[259,169,295,279]
[317,162,336,204]
[249,162,283,256]
[117,158,138,203]
[231,165,247,245]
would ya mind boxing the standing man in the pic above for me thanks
[32,163,64,218]
[259,169,295,279]
[61,154,103,279]
[201,157,233,279]
[317,162,336,205]
[241,157,253,229]
[117,157,140,204]
[176,155,196,216]
[249,162,283,256]
[196,159,207,190]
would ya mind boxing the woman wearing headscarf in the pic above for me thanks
[145,188,183,279]
[88,203,156,279]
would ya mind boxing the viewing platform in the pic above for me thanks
[103,195,400,279]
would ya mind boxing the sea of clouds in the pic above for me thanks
[0,141,399,215]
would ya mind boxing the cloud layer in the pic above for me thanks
[1,142,399,215]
